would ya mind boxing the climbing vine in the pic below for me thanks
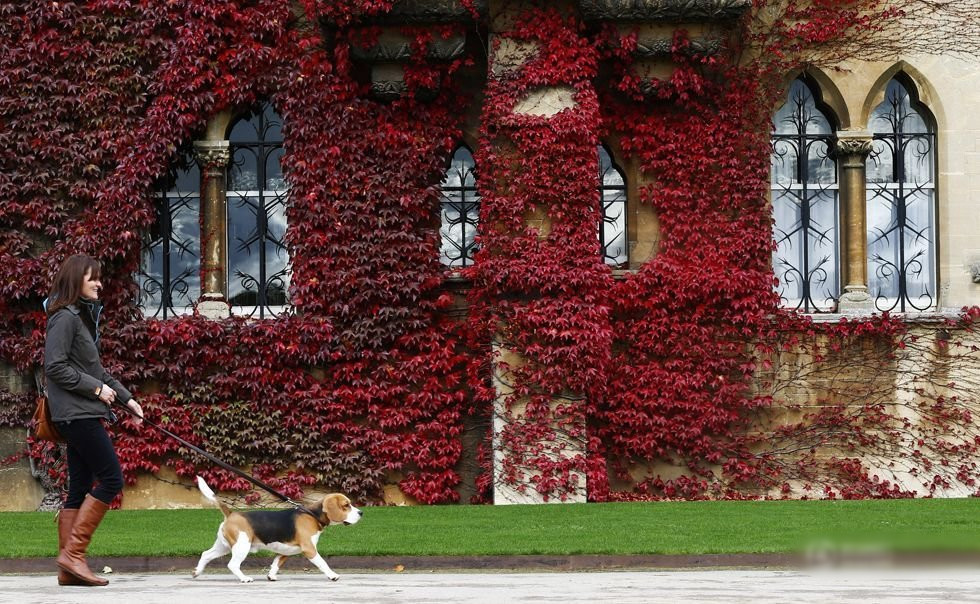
[1,0,978,507]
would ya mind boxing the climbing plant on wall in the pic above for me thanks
[1,0,978,506]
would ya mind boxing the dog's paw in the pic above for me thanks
[267,575,278,582]
[239,576,254,584]
[327,573,340,582]
[191,570,199,579]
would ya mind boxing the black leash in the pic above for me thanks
[111,400,319,519]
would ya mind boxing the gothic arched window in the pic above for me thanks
[867,76,937,312]
[771,77,840,312]
[439,145,480,268]
[599,145,627,267]
[227,103,290,318]
[138,147,201,318]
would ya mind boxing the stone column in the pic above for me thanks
[193,140,231,319]
[486,3,588,506]
[835,132,874,313]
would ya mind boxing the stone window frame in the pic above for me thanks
[771,67,943,316]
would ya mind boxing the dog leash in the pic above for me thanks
[111,400,319,519]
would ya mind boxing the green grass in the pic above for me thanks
[1,498,979,558]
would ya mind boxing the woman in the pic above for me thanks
[44,254,143,587]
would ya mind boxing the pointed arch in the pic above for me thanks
[775,69,848,129]
[861,62,944,132]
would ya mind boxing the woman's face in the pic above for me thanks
[80,268,101,300]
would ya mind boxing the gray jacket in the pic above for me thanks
[44,303,132,423]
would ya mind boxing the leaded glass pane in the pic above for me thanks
[227,104,291,318]
[867,78,936,312]
[138,150,201,318]
[771,79,840,312]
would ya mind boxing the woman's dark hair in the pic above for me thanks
[47,254,101,315]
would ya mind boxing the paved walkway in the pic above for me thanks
[2,567,980,603]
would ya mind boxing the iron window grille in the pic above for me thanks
[439,145,480,268]
[771,78,840,313]
[599,145,628,267]
[138,149,201,318]
[227,103,291,319]
[867,77,937,312]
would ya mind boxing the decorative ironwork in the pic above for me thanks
[771,78,840,313]
[867,77,937,313]
[227,103,291,319]
[138,149,201,318]
[599,145,628,267]
[440,145,480,268]
[578,0,751,22]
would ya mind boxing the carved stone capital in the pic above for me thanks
[193,140,230,177]
[579,0,752,22]
[835,137,874,158]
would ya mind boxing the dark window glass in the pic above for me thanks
[227,103,290,318]
[138,149,201,318]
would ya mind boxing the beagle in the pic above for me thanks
[192,476,362,583]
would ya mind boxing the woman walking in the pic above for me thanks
[44,254,143,586]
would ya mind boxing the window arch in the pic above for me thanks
[598,144,627,267]
[771,77,840,313]
[439,144,480,268]
[138,147,201,318]
[226,103,290,318]
[866,75,937,312]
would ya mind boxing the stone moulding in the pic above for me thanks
[635,36,722,57]
[578,0,752,22]
[356,0,487,25]
[350,34,467,63]
[371,78,409,101]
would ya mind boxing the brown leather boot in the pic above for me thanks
[56,494,109,586]
[56,508,84,586]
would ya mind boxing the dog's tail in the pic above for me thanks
[196,476,231,517]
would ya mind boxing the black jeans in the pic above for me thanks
[55,418,124,508]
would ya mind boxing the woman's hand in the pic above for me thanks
[127,399,144,426]
[97,383,116,404]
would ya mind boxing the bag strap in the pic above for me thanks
[33,367,45,396]
[111,400,319,520]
